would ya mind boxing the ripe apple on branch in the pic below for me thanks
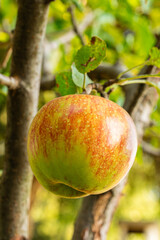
[27,36,160,198]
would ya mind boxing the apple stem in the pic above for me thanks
[83,73,86,90]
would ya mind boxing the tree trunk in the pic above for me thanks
[0,1,51,239]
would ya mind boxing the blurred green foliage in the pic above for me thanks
[31,188,82,240]
[0,0,160,240]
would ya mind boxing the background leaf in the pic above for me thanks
[0,86,7,113]
[149,47,160,68]
[71,63,93,88]
[1,1,160,240]
[56,72,77,96]
[75,36,106,73]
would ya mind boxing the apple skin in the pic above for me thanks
[27,94,137,198]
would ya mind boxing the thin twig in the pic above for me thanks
[0,30,13,69]
[142,141,160,157]
[44,12,93,53]
[1,47,12,68]
[0,73,19,89]
[103,79,118,89]
[85,83,108,98]
[68,5,85,45]
[85,79,118,97]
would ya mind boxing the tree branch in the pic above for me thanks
[0,73,19,89]
[88,64,132,81]
[131,66,160,141]
[68,5,85,45]
[40,63,132,91]
[0,0,51,239]
[142,141,160,157]
[72,178,127,240]
[72,66,159,240]
[40,73,56,90]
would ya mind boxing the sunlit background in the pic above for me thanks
[0,0,160,239]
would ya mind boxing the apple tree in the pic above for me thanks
[0,0,160,240]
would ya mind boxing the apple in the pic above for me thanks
[27,94,137,198]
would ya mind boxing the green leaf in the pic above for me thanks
[74,36,107,73]
[71,63,93,88]
[149,47,160,68]
[56,72,77,96]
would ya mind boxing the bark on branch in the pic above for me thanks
[0,73,19,89]
[0,0,51,239]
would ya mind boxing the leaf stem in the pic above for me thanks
[119,74,160,82]
[119,79,150,85]
[83,73,86,90]
[117,60,149,79]
[116,79,160,94]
